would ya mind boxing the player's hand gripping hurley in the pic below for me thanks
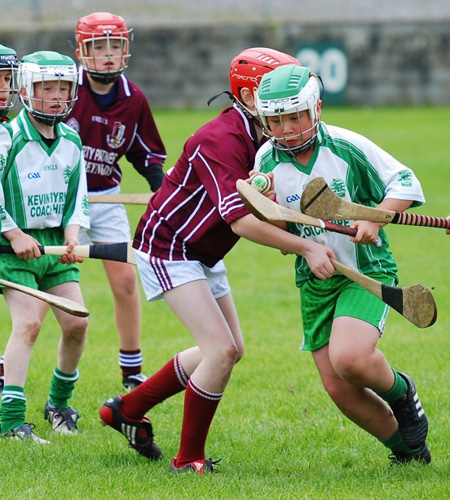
[236,179,359,237]
[0,242,137,265]
[300,177,450,229]
[236,180,437,328]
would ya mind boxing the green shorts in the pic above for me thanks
[0,228,80,292]
[299,273,397,352]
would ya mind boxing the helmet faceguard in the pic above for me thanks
[0,44,19,119]
[255,64,322,156]
[75,12,133,84]
[19,51,78,126]
[229,47,301,118]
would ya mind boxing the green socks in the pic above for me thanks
[1,386,26,433]
[49,367,79,408]
[376,370,408,404]
[381,429,420,455]
[0,368,80,434]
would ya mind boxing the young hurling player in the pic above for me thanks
[67,12,167,390]
[254,64,430,465]
[98,47,336,475]
[0,43,19,394]
[0,51,89,442]
[0,44,19,123]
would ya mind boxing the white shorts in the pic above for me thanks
[135,251,231,302]
[80,186,131,244]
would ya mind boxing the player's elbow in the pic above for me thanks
[230,214,252,238]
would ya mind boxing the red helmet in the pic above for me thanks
[229,47,301,101]
[75,12,133,84]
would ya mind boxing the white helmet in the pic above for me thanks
[19,51,78,125]
[255,64,322,155]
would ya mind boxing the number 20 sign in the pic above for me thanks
[295,43,348,105]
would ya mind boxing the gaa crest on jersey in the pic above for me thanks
[330,179,346,198]
[398,170,412,187]
[82,195,89,216]
[63,166,72,184]
[66,117,80,133]
[106,121,126,149]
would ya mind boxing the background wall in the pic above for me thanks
[1,0,450,108]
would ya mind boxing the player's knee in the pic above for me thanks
[17,319,42,345]
[225,343,238,365]
[330,347,364,382]
[235,344,245,364]
[214,343,238,374]
[111,274,138,298]
[334,357,366,383]
[63,317,88,343]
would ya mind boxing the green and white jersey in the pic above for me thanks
[255,121,425,285]
[0,109,89,234]
[0,122,13,232]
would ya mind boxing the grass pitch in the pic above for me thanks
[0,107,449,500]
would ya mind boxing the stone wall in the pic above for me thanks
[2,21,450,108]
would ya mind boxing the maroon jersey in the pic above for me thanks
[65,67,166,192]
[134,105,261,267]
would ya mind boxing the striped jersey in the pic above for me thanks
[0,109,89,235]
[255,121,425,284]
[65,67,166,192]
[133,105,259,267]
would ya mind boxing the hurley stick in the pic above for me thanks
[237,179,358,238]
[0,279,89,317]
[0,242,137,266]
[301,177,450,229]
[330,259,437,328]
[88,193,151,205]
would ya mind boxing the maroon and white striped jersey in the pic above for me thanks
[133,105,261,267]
[65,67,166,192]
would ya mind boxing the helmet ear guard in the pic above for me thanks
[75,12,133,84]
[19,51,78,126]
[255,64,322,156]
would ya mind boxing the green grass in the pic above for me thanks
[0,107,449,500]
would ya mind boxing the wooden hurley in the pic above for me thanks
[0,242,137,266]
[331,260,437,328]
[301,177,450,229]
[0,279,89,317]
[235,180,437,328]
[88,193,151,205]
[236,179,358,237]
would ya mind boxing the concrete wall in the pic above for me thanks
[2,21,450,108]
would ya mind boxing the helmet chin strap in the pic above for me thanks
[207,90,258,121]
[206,90,233,106]
[271,133,317,157]
[33,110,63,126]
[88,69,122,85]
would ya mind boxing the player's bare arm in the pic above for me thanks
[2,227,41,260]
[231,213,336,280]
[351,198,414,245]
[60,224,84,265]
